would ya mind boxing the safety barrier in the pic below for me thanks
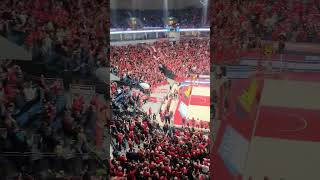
[110,27,209,42]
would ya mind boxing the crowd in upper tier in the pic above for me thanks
[1,0,108,75]
[110,9,208,29]
[111,39,209,90]
[211,0,320,63]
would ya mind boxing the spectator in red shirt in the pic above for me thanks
[72,94,84,113]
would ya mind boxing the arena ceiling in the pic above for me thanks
[110,0,204,10]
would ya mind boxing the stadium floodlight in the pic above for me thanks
[200,0,208,6]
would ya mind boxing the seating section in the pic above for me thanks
[211,0,320,64]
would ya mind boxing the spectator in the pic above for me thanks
[211,0,320,64]
[110,79,209,179]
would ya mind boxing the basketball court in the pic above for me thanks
[214,74,320,180]
[187,86,210,122]
[173,79,210,129]
[244,78,320,180]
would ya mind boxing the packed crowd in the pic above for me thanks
[110,9,207,29]
[211,0,320,63]
[111,39,209,90]
[0,60,107,179]
[0,0,108,75]
[153,40,210,79]
[111,44,167,90]
[110,83,210,179]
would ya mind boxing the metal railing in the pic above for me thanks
[110,27,210,42]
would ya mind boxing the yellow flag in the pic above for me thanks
[185,86,192,98]
[193,75,197,81]
[238,80,257,112]
[263,43,273,57]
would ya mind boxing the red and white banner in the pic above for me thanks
[213,72,320,180]
[174,84,210,129]
[212,78,263,180]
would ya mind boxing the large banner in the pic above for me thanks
[212,77,264,180]
[218,126,250,175]
[174,83,210,128]
[178,101,188,118]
